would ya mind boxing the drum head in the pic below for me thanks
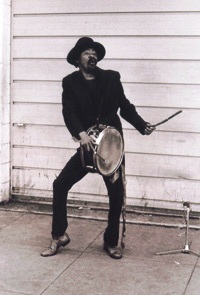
[94,127,124,176]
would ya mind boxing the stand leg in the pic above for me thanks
[189,250,200,257]
[157,249,184,256]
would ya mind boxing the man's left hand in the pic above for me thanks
[144,123,156,135]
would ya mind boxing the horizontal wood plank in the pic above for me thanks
[124,130,200,157]
[12,103,64,126]
[126,176,200,204]
[12,125,200,157]
[12,81,62,103]
[13,0,200,14]
[12,36,200,60]
[12,103,197,133]
[12,81,200,109]
[13,14,200,37]
[12,59,200,84]
[12,146,200,181]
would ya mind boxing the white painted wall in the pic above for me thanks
[11,0,200,211]
[0,0,11,202]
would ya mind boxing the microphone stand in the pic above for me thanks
[156,202,200,257]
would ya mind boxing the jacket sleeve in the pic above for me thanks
[62,77,85,139]
[116,72,147,135]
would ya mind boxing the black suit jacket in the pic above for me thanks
[62,67,147,139]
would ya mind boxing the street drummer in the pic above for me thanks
[41,37,155,259]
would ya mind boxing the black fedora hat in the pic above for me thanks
[67,37,106,66]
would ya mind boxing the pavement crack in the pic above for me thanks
[183,256,199,295]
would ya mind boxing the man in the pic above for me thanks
[41,37,155,259]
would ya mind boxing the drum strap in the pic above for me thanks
[120,163,127,250]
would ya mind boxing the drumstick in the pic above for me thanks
[152,110,182,127]
[95,151,109,163]
[91,145,109,163]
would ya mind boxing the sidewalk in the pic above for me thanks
[0,204,200,295]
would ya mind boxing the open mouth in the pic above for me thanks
[88,58,97,67]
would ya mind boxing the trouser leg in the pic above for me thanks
[52,150,87,237]
[103,170,124,247]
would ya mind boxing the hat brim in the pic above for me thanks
[67,41,106,66]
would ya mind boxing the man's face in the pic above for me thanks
[77,48,98,73]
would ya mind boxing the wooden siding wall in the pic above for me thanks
[11,0,200,211]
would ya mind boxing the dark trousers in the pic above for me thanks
[52,150,124,247]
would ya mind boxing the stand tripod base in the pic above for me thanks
[156,245,200,257]
[156,202,200,257]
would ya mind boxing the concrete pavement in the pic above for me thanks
[0,203,200,295]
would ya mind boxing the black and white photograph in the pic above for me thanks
[0,1,200,294]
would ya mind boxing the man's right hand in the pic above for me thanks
[79,131,95,152]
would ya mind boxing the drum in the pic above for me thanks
[80,126,124,176]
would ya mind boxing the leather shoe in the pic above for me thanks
[103,242,122,259]
[41,232,70,257]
